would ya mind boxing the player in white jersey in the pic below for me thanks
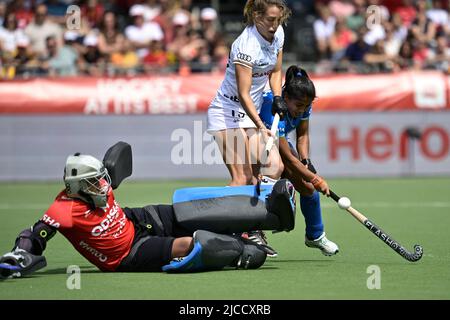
[207,0,291,187]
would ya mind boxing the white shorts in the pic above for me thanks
[207,105,257,133]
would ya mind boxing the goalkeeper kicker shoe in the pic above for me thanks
[305,232,339,256]
[243,231,278,258]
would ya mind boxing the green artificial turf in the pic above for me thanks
[0,178,449,300]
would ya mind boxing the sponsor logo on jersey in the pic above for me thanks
[236,52,252,62]
[255,61,269,67]
[91,201,120,237]
[253,70,272,78]
[79,240,108,262]
[41,214,61,228]
[223,93,240,103]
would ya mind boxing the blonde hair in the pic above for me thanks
[243,0,291,26]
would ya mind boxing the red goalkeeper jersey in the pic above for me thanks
[41,189,135,271]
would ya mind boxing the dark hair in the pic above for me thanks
[3,12,17,30]
[243,0,291,26]
[282,65,316,103]
[98,10,120,33]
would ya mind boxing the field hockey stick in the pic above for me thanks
[329,190,423,262]
[264,113,280,155]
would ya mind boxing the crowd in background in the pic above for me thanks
[0,0,448,79]
[0,0,228,78]
[311,0,449,73]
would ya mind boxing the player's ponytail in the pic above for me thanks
[243,0,255,25]
[283,65,316,103]
[243,0,291,26]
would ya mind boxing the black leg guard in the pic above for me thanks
[236,239,268,269]
[172,179,296,234]
[162,230,267,272]
[266,179,296,232]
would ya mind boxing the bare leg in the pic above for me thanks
[282,164,315,196]
[171,237,193,258]
[248,130,284,180]
[212,128,255,186]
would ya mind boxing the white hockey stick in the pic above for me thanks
[264,113,280,155]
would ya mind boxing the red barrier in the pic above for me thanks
[0,71,448,114]
[313,71,449,111]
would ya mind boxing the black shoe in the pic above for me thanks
[245,231,278,258]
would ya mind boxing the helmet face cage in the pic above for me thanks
[78,169,111,208]
[63,154,111,208]
[80,170,111,198]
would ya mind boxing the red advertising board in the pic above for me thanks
[0,71,448,114]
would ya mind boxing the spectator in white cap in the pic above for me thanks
[199,7,222,55]
[125,4,165,58]
[143,0,162,22]
[167,11,191,63]
[80,34,104,76]
[63,30,86,57]
[63,30,87,61]
[64,31,78,42]
[172,11,190,27]
[14,34,40,77]
[83,34,98,47]
[201,7,218,21]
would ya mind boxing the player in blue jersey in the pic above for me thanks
[259,65,339,256]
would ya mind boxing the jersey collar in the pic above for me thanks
[251,25,273,48]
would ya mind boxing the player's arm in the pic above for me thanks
[13,220,57,255]
[235,64,266,130]
[269,51,289,119]
[279,137,314,181]
[269,50,283,97]
[296,119,310,160]
[296,118,319,174]
[0,220,57,279]
[279,137,329,195]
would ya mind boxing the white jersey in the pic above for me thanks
[207,25,284,131]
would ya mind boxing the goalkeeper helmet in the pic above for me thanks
[63,153,111,208]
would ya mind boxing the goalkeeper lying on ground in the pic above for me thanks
[0,143,296,278]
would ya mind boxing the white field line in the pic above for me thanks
[0,201,450,210]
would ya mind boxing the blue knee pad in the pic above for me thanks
[162,241,204,272]
[162,230,266,273]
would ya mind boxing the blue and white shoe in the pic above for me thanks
[305,232,339,256]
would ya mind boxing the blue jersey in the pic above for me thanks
[259,91,312,138]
